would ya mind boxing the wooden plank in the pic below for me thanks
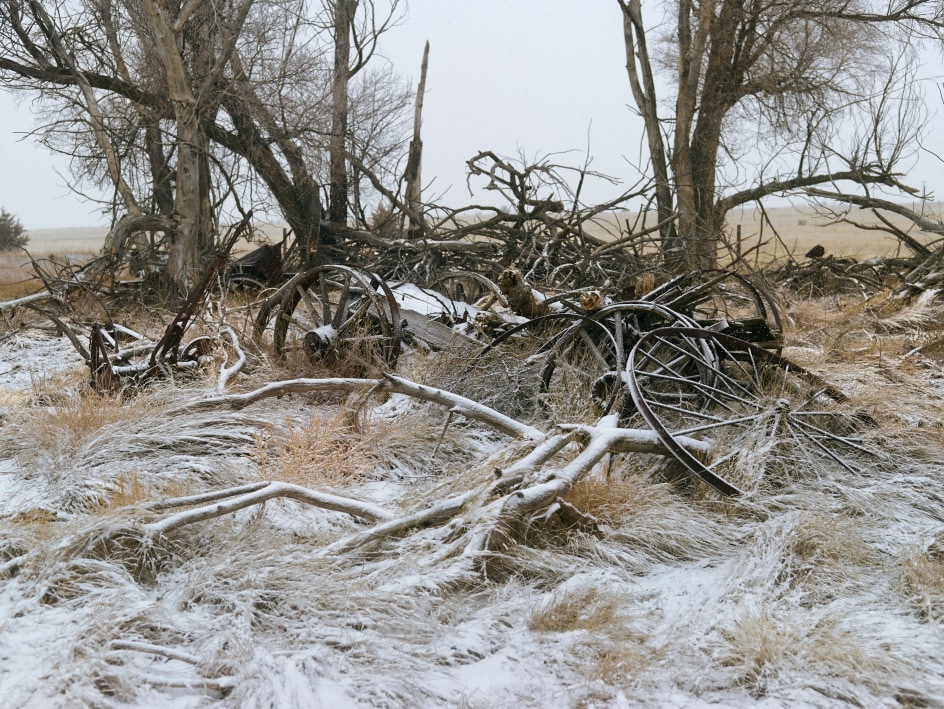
[398,308,481,351]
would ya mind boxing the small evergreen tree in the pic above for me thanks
[0,208,27,251]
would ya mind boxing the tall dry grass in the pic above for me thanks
[253,410,374,487]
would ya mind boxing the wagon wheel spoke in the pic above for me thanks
[296,284,321,326]
[330,273,352,330]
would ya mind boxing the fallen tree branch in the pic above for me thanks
[143,481,393,536]
[217,326,246,391]
[180,375,545,441]
[324,490,477,555]
[108,640,200,665]
[0,290,60,313]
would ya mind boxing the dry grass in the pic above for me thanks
[32,384,146,450]
[0,250,40,299]
[6,264,944,706]
[900,551,944,622]
[563,470,662,527]
[529,582,656,688]
[90,472,193,513]
[713,605,907,701]
[529,585,621,633]
[253,410,374,486]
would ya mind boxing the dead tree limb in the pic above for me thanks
[181,375,545,441]
[143,481,393,535]
[404,41,429,238]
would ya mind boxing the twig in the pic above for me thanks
[217,326,246,391]
[108,640,200,665]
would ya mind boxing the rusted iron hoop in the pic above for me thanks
[627,327,861,498]
[470,302,706,418]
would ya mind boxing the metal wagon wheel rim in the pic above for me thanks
[627,327,871,497]
[652,270,783,352]
[541,302,710,419]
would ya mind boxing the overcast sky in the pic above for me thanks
[0,0,941,230]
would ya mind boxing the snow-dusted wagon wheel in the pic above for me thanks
[628,327,873,497]
[540,302,705,418]
[469,302,705,420]
[272,265,401,375]
[652,270,783,351]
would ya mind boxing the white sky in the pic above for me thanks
[0,0,941,230]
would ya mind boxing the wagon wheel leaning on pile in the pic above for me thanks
[627,327,878,497]
[468,301,707,421]
[649,270,784,352]
[271,265,402,376]
[541,302,711,420]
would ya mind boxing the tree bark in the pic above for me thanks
[140,0,208,290]
[404,41,429,238]
[329,0,358,225]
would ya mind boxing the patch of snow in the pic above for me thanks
[0,331,82,395]
[392,282,479,320]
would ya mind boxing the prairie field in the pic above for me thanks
[2,214,944,707]
[19,202,940,260]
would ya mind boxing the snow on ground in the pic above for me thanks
[0,330,83,395]
[3,295,944,707]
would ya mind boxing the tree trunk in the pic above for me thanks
[141,0,209,291]
[329,0,357,225]
[404,41,429,239]
[620,1,679,259]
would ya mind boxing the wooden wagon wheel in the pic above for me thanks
[272,265,401,375]
[627,327,875,497]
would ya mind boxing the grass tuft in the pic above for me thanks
[529,585,620,633]
[900,551,944,622]
[253,410,374,486]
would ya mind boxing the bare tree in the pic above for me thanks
[0,0,412,281]
[324,0,403,226]
[618,0,944,269]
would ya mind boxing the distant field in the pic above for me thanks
[18,203,941,265]
[595,203,939,262]
[724,202,937,261]
[22,223,292,258]
[22,226,107,257]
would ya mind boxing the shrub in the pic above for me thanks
[0,207,27,251]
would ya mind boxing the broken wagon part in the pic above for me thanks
[646,269,783,350]
[225,242,283,290]
[149,211,254,368]
[627,327,873,497]
[385,282,494,351]
[86,212,254,390]
[469,302,705,421]
[271,264,402,375]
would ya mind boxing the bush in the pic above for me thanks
[0,207,28,251]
